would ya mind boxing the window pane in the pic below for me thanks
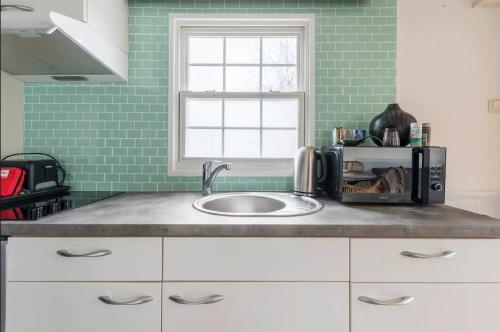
[186,99,222,127]
[226,66,260,92]
[185,129,222,157]
[262,130,297,158]
[262,99,299,128]
[189,66,223,91]
[262,66,297,92]
[262,37,297,64]
[225,99,260,127]
[189,37,223,64]
[224,129,260,158]
[226,37,260,64]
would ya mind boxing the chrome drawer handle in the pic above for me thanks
[98,295,153,305]
[359,296,414,305]
[169,295,224,305]
[56,249,112,257]
[401,250,456,259]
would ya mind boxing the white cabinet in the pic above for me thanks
[4,0,87,22]
[163,282,349,332]
[6,237,499,332]
[1,0,128,81]
[351,283,500,332]
[164,238,349,281]
[163,238,350,332]
[351,239,500,282]
[2,0,128,52]
[351,239,500,332]
[0,71,24,157]
[7,237,162,281]
[6,282,161,332]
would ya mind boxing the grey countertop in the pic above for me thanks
[1,192,499,238]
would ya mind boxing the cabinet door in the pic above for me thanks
[163,282,349,332]
[351,283,500,332]
[8,237,162,281]
[7,282,161,332]
[164,238,349,281]
[351,239,500,282]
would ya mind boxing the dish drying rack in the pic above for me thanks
[342,161,383,193]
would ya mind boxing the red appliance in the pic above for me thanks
[0,207,24,220]
[0,167,26,197]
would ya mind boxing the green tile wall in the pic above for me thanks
[23,0,396,191]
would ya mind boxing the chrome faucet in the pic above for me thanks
[202,161,231,195]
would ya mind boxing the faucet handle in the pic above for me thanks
[202,161,212,171]
[203,160,220,167]
[201,161,231,195]
[203,160,230,171]
[203,160,217,173]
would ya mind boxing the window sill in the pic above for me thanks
[168,159,294,177]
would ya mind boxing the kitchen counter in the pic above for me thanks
[1,192,499,238]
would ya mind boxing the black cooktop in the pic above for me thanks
[0,191,122,221]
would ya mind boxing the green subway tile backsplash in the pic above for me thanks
[23,0,396,191]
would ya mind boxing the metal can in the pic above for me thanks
[410,122,422,147]
[332,127,347,145]
[353,129,366,140]
[422,123,431,147]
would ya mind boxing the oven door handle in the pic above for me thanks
[411,148,429,204]
[315,150,328,185]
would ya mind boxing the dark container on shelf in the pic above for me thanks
[369,103,417,146]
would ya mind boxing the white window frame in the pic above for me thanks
[168,13,315,176]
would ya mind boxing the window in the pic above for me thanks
[169,14,315,176]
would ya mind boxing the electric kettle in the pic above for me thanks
[292,146,327,197]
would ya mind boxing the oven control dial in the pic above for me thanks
[431,183,443,192]
[29,206,45,219]
[48,201,62,214]
[60,199,73,210]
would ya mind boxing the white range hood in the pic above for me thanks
[1,9,128,82]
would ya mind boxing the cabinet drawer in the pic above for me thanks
[163,238,349,281]
[163,282,349,332]
[7,282,161,332]
[7,237,162,281]
[351,283,500,332]
[351,239,500,282]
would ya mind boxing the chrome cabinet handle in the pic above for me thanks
[168,295,224,305]
[359,296,414,305]
[401,250,456,259]
[56,249,112,257]
[1,5,34,11]
[98,295,153,305]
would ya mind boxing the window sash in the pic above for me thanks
[179,91,305,161]
[180,27,304,92]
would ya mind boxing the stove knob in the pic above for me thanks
[29,206,45,219]
[48,202,62,214]
[431,183,443,192]
[60,199,73,210]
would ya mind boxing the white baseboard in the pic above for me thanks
[446,191,500,219]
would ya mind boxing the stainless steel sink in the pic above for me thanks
[193,192,323,217]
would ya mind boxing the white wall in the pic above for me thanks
[1,70,24,158]
[397,0,500,218]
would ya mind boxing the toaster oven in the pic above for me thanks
[0,159,60,193]
[321,146,446,204]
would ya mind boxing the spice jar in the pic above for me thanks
[422,123,431,147]
[410,122,422,147]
